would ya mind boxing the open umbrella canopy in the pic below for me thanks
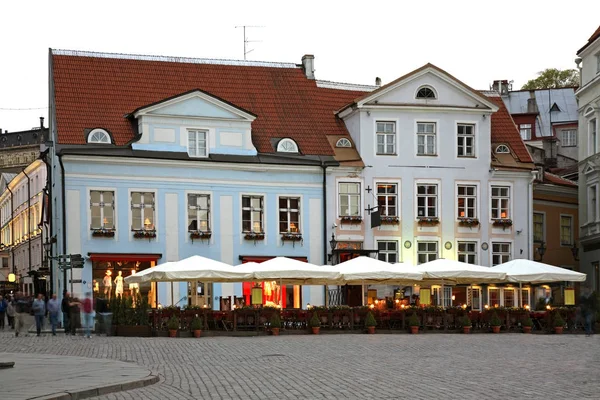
[236,257,341,284]
[417,258,506,284]
[335,256,422,284]
[124,255,252,283]
[490,259,586,283]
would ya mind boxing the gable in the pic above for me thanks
[583,162,596,175]
[148,96,244,120]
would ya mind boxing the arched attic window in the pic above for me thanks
[87,128,111,144]
[277,138,299,153]
[495,144,510,154]
[336,138,352,148]
[416,86,437,99]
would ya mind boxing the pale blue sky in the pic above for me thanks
[0,0,598,132]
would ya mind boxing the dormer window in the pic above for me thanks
[277,138,299,153]
[495,144,510,154]
[336,138,352,148]
[416,86,437,99]
[87,128,111,144]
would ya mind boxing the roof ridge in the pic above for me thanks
[545,171,577,185]
[316,80,378,91]
[51,49,299,69]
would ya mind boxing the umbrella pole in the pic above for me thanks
[441,280,444,308]
[195,281,198,307]
[362,280,365,307]
[519,282,522,308]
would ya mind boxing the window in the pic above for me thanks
[519,124,532,140]
[90,191,114,230]
[416,86,436,99]
[533,213,544,243]
[457,185,476,218]
[339,182,360,217]
[336,138,352,148]
[432,286,452,307]
[242,195,264,233]
[188,129,207,157]
[488,288,500,307]
[417,122,436,155]
[279,197,300,233]
[376,183,397,217]
[457,124,475,157]
[457,241,477,264]
[491,186,510,219]
[376,122,396,154]
[589,186,597,223]
[417,184,438,218]
[597,53,600,74]
[590,119,597,155]
[503,288,515,308]
[87,128,111,144]
[277,138,299,153]
[560,215,573,246]
[492,242,511,266]
[417,242,437,264]
[467,287,481,311]
[187,194,211,232]
[377,241,398,263]
[561,130,577,147]
[131,192,155,231]
[521,288,530,308]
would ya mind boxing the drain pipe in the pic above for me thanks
[58,154,67,295]
[22,170,31,274]
[6,187,14,277]
[322,162,329,307]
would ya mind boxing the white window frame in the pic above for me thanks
[336,138,352,148]
[457,123,475,157]
[457,241,478,264]
[561,129,577,147]
[521,287,531,308]
[491,242,511,266]
[416,122,437,156]
[417,241,438,264]
[377,240,398,263]
[242,195,265,233]
[416,183,438,218]
[432,286,452,307]
[278,196,301,233]
[376,182,398,217]
[90,190,115,230]
[277,138,299,153]
[519,124,532,141]
[490,185,511,220]
[457,184,477,219]
[487,287,501,308]
[533,212,545,243]
[187,129,208,158]
[130,191,156,232]
[87,128,111,144]
[560,214,573,246]
[467,286,482,311]
[589,118,597,156]
[376,121,396,155]
[588,185,598,223]
[415,85,437,99]
[502,287,516,308]
[338,181,361,217]
[187,193,211,232]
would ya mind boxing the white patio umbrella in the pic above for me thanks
[490,259,586,307]
[337,257,422,284]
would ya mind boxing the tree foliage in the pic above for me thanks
[521,68,579,90]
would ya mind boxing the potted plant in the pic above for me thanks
[309,312,321,334]
[490,311,501,333]
[167,315,179,338]
[270,313,282,336]
[364,311,377,334]
[553,313,565,334]
[190,316,203,338]
[462,315,472,334]
[408,313,420,334]
[521,316,533,334]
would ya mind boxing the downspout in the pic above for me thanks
[528,170,537,260]
[322,162,329,307]
[6,187,14,276]
[41,149,53,294]
[58,153,67,295]
[22,170,31,273]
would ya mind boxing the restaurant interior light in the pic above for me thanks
[8,273,16,282]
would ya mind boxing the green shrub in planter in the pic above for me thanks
[309,312,321,328]
[553,313,565,327]
[490,312,502,327]
[408,313,420,327]
[167,315,180,331]
[270,313,282,329]
[364,311,377,328]
[462,315,472,327]
[521,317,533,327]
[190,316,203,331]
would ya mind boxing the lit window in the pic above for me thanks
[560,215,573,246]
[417,122,436,155]
[491,186,510,220]
[377,241,398,263]
[488,287,500,307]
[492,242,511,266]
[457,185,476,218]
[188,130,207,157]
[87,129,111,144]
[519,124,532,140]
[416,86,436,99]
[458,241,477,264]
[417,241,437,264]
[90,190,115,230]
[533,213,544,243]
[417,184,438,218]
[187,194,210,232]
[242,195,264,233]
[336,138,352,148]
[377,183,397,217]
[131,192,155,231]
[277,138,299,153]
[561,130,577,147]
[503,288,515,308]
[339,182,360,217]
[376,122,396,155]
[279,197,300,233]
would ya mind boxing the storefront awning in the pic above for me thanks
[87,253,162,262]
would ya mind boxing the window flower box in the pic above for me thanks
[92,228,115,237]
[458,218,479,228]
[340,216,363,224]
[380,216,400,225]
[190,231,212,242]
[417,217,440,225]
[244,232,265,241]
[492,219,513,229]
[281,232,303,247]
[133,230,156,239]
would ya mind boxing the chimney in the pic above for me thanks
[527,90,538,113]
[491,80,510,96]
[301,54,315,80]
[40,117,44,129]
[375,77,381,86]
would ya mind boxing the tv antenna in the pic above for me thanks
[235,25,264,60]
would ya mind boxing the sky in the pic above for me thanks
[0,0,598,133]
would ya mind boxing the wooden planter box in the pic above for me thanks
[115,325,152,337]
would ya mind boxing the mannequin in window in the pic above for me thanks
[129,269,139,298]
[103,270,112,299]
[114,271,124,297]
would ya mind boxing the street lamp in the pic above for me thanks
[536,241,546,262]
[328,234,338,264]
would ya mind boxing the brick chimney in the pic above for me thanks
[375,77,381,86]
[301,54,315,80]
[527,90,538,114]
[491,80,510,95]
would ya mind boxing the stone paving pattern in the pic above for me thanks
[0,332,598,399]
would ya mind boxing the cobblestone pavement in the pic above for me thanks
[0,331,598,399]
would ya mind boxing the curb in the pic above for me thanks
[32,373,159,400]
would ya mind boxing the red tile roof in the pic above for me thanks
[578,25,600,55]
[487,96,533,163]
[543,172,577,188]
[51,51,364,155]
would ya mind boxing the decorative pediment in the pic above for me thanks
[131,89,257,121]
[583,161,597,175]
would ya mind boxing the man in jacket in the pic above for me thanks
[47,293,60,336]
[32,293,46,336]
[0,295,7,330]
[61,292,71,335]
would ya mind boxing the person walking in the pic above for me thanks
[6,296,15,329]
[61,292,71,335]
[81,293,93,338]
[0,295,7,330]
[69,295,80,336]
[32,294,46,336]
[13,293,29,337]
[47,293,60,336]
[580,286,598,337]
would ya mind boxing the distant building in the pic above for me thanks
[0,119,47,173]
